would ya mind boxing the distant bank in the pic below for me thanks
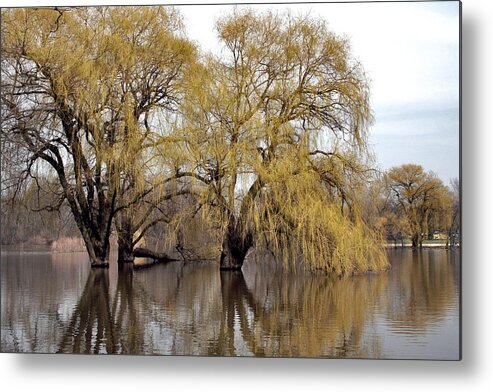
[384,240,459,248]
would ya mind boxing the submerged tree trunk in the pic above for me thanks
[133,247,175,261]
[411,233,423,249]
[446,223,455,249]
[90,244,110,268]
[77,225,110,268]
[117,237,134,264]
[116,214,135,264]
[220,218,253,271]
[61,171,115,268]
[220,239,249,270]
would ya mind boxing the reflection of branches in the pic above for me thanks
[57,263,183,354]
[58,269,114,354]
[52,251,458,357]
[111,264,148,353]
[384,249,459,331]
[210,272,263,356]
[216,263,381,358]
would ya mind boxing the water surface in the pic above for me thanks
[0,249,460,359]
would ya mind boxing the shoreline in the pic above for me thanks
[383,243,459,249]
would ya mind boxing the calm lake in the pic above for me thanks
[0,248,460,359]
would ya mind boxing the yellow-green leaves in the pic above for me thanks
[384,164,454,247]
[3,6,387,273]
[178,8,386,274]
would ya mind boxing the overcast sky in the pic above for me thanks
[176,1,460,184]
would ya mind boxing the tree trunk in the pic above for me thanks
[89,241,110,268]
[411,234,419,249]
[446,225,454,249]
[219,220,253,271]
[80,231,109,268]
[117,238,134,264]
[220,240,248,270]
[116,213,135,264]
[133,247,176,262]
[116,226,134,264]
[66,196,112,268]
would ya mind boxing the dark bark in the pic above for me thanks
[220,239,250,270]
[133,247,177,262]
[84,233,110,268]
[219,179,261,271]
[411,233,423,249]
[219,218,253,271]
[116,213,134,264]
[117,239,134,264]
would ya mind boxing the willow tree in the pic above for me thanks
[386,164,453,248]
[177,10,387,274]
[1,7,196,266]
[445,178,460,248]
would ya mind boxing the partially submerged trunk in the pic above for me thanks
[220,217,253,271]
[133,247,176,262]
[117,238,134,264]
[133,248,177,270]
[89,247,110,268]
[220,178,261,271]
[446,223,455,249]
[78,227,110,268]
[411,233,423,249]
[116,214,135,264]
[220,237,251,270]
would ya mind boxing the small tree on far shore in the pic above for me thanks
[385,164,453,248]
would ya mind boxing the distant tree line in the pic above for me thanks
[365,165,459,249]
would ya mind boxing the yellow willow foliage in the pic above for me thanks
[2,6,196,193]
[2,6,200,263]
[173,9,386,273]
[385,164,454,242]
[250,166,388,275]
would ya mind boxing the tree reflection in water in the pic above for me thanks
[1,249,458,357]
[58,268,112,353]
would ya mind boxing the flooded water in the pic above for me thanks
[0,248,460,359]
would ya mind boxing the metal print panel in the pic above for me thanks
[0,1,461,359]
